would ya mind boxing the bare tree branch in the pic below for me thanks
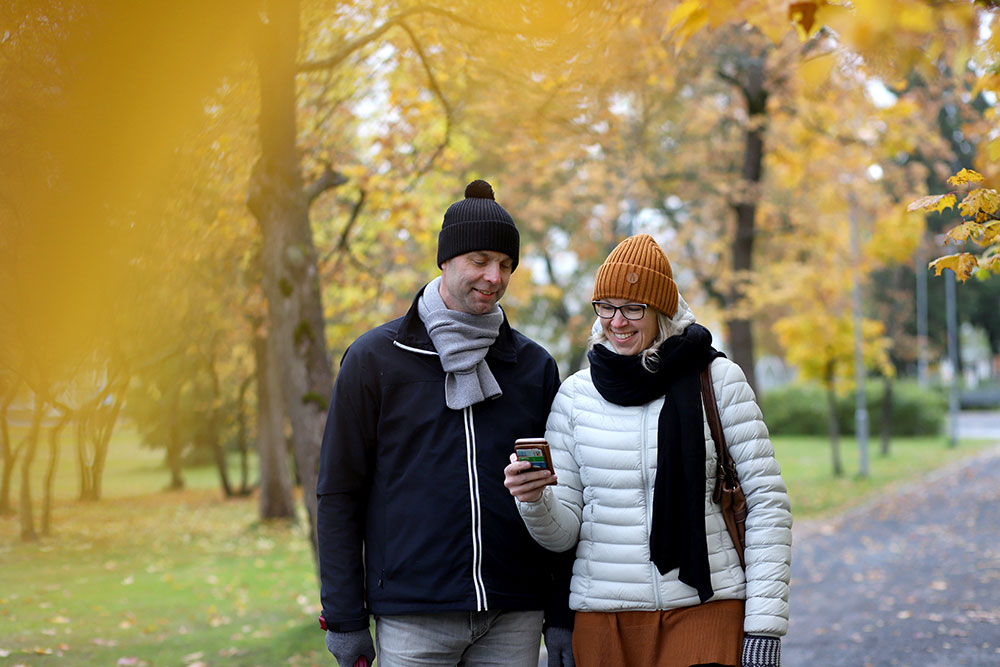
[397,20,452,191]
[297,6,543,75]
[323,188,368,273]
[305,163,348,205]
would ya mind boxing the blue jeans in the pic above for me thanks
[374,610,544,666]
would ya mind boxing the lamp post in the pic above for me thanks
[849,193,869,477]
[945,266,959,448]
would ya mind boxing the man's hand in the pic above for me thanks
[504,453,557,503]
[325,628,375,667]
[543,626,575,667]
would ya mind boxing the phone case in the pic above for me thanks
[514,438,554,472]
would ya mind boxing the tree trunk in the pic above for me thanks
[722,55,767,394]
[166,388,185,490]
[880,376,893,457]
[0,382,20,515]
[206,353,234,497]
[42,412,72,535]
[19,394,44,541]
[248,0,333,556]
[76,415,92,500]
[255,327,296,520]
[89,382,126,501]
[825,372,843,477]
[237,374,254,495]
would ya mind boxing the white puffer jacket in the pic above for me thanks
[517,301,792,637]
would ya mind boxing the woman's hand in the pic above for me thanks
[504,453,556,503]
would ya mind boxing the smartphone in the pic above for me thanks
[514,438,554,472]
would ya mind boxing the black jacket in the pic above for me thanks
[317,288,571,632]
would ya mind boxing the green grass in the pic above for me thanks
[0,490,323,665]
[4,423,259,502]
[1,424,996,665]
[1,424,320,666]
[773,435,998,518]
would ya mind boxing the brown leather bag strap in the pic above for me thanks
[700,366,735,498]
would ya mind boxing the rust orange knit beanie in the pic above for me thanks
[592,234,678,317]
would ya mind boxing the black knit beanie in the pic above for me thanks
[437,180,519,270]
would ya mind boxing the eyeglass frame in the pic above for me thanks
[591,300,648,321]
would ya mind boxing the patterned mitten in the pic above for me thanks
[742,634,781,667]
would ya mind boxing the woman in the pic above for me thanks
[504,234,791,667]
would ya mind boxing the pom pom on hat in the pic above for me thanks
[437,180,519,270]
[592,234,678,317]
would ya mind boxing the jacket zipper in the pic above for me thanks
[641,402,664,610]
[393,340,489,609]
[464,407,488,610]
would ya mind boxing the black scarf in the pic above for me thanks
[587,323,724,603]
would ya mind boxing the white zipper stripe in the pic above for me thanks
[392,340,438,356]
[464,407,488,610]
[642,402,663,609]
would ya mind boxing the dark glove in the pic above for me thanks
[543,626,575,667]
[325,628,375,667]
[742,634,781,667]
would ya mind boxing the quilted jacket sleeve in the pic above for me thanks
[713,358,792,637]
[517,374,584,553]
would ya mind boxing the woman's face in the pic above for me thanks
[599,297,660,356]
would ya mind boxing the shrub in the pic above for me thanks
[760,380,946,437]
[759,384,829,436]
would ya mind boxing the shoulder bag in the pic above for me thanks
[700,366,747,570]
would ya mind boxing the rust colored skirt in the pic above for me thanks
[571,600,744,667]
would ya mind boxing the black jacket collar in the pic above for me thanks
[393,284,519,364]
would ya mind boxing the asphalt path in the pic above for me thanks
[784,442,1000,666]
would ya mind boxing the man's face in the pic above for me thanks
[439,250,514,315]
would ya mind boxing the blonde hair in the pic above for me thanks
[588,309,679,372]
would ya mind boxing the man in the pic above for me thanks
[317,180,574,667]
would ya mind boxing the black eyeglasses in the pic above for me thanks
[592,301,647,320]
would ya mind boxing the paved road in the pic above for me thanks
[785,443,1000,666]
[953,410,1000,440]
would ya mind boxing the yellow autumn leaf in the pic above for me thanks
[943,220,986,244]
[988,137,1000,162]
[665,0,709,52]
[665,0,702,34]
[898,3,936,32]
[947,168,984,186]
[745,2,791,44]
[958,188,1000,221]
[797,52,835,94]
[789,1,821,40]
[906,193,956,213]
[972,72,1000,97]
[929,253,978,282]
[982,221,1000,245]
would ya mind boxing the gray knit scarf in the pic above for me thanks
[418,277,504,410]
